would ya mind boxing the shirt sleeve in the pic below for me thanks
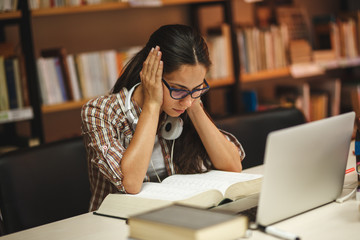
[81,96,130,193]
[219,129,246,161]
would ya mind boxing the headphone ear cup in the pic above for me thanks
[161,117,183,140]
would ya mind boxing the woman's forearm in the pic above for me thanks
[121,104,160,193]
[187,104,242,172]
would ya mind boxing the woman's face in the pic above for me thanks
[161,64,207,117]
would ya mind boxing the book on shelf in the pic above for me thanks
[276,6,310,42]
[128,204,248,240]
[206,24,233,80]
[4,57,18,109]
[0,56,9,111]
[312,15,335,50]
[275,83,310,121]
[94,170,262,219]
[289,39,312,64]
[236,24,288,74]
[75,50,121,99]
[36,57,66,105]
[76,52,107,99]
[37,48,120,103]
[41,48,74,100]
[352,85,360,116]
[0,0,18,12]
[310,90,329,121]
[35,46,145,105]
[341,82,360,116]
[0,106,33,124]
[0,43,29,110]
[242,90,258,112]
[17,55,30,107]
[66,54,82,101]
[206,88,230,117]
[289,62,325,78]
[320,12,360,60]
[310,79,341,117]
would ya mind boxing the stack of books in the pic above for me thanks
[289,39,312,64]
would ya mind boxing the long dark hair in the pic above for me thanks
[112,24,213,174]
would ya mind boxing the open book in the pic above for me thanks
[94,170,262,219]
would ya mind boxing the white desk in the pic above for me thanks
[2,142,359,240]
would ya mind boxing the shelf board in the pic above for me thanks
[241,68,290,83]
[32,2,129,17]
[0,11,21,20]
[42,99,90,114]
[208,76,235,88]
[162,0,223,5]
[31,0,223,16]
[0,107,34,124]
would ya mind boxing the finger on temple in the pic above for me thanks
[142,47,155,76]
[150,51,162,80]
[155,60,163,81]
[145,47,159,77]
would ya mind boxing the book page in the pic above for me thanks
[96,194,172,219]
[162,170,262,198]
[132,182,224,207]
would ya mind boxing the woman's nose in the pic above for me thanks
[179,95,194,108]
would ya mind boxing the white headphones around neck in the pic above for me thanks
[125,83,183,140]
[161,116,183,140]
[125,83,140,130]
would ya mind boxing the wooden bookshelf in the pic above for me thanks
[0,11,21,20]
[162,0,223,6]
[241,67,290,83]
[32,2,128,16]
[42,99,90,114]
[31,0,223,17]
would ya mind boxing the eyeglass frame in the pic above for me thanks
[162,78,210,100]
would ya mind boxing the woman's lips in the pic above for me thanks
[173,109,185,114]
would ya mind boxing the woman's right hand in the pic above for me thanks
[140,46,164,110]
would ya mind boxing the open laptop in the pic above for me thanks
[215,111,355,227]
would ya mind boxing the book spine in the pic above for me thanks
[12,58,24,109]
[4,58,18,109]
[0,56,9,111]
[54,57,69,102]
[66,54,82,101]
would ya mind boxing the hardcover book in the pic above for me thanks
[128,204,248,240]
[94,170,262,219]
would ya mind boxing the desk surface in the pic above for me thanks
[2,142,359,240]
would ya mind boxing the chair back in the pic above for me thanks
[215,108,306,169]
[0,137,91,235]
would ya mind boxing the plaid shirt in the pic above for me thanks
[81,87,245,211]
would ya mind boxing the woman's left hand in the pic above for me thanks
[186,98,203,117]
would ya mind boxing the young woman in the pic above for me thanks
[81,24,245,211]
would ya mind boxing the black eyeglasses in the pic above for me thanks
[162,78,210,100]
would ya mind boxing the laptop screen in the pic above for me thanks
[256,112,355,226]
